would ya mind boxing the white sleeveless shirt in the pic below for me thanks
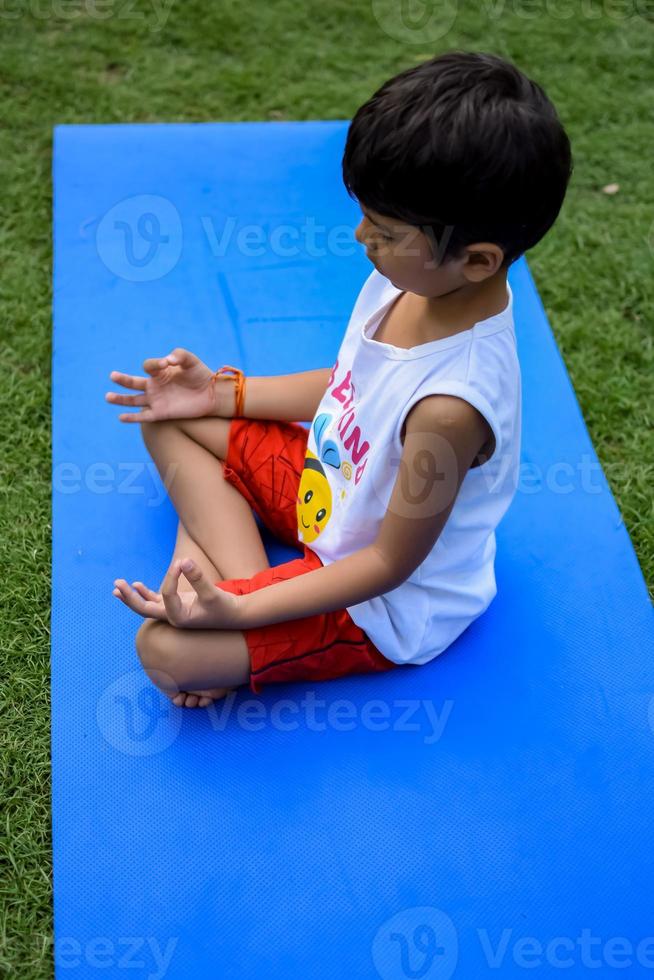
[296,268,522,665]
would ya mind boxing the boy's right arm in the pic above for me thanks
[214,367,332,423]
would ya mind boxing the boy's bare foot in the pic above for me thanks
[167,687,235,709]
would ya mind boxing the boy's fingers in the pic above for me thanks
[109,370,147,391]
[179,559,217,602]
[142,349,194,375]
[160,561,185,624]
[113,580,157,617]
[113,580,142,604]
[105,392,148,407]
[143,356,172,376]
[132,582,162,601]
[168,348,197,369]
[118,410,156,423]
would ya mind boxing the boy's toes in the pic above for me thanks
[167,687,234,708]
[170,691,198,708]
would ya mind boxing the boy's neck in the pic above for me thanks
[421,268,509,336]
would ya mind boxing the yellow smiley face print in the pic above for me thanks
[296,450,332,544]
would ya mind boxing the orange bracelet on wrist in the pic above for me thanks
[213,365,246,418]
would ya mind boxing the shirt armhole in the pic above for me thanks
[399,381,503,469]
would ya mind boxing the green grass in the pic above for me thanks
[1,1,652,975]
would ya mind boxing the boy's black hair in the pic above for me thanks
[342,51,573,268]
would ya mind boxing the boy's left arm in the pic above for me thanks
[235,395,491,630]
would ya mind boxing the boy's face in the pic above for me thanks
[354,204,503,296]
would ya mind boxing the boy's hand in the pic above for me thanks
[112,558,243,630]
[105,347,229,422]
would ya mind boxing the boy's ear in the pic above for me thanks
[462,242,505,280]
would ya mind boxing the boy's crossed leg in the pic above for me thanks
[135,417,268,708]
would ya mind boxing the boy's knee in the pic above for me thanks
[136,620,180,691]
[140,419,178,443]
[136,618,168,666]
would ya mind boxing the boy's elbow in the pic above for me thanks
[370,545,414,592]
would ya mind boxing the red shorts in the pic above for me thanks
[215,416,397,695]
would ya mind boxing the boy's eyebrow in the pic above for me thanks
[360,207,394,234]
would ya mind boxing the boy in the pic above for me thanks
[108,50,572,707]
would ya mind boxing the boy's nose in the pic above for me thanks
[355,219,370,246]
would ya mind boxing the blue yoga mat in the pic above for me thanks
[52,121,654,979]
